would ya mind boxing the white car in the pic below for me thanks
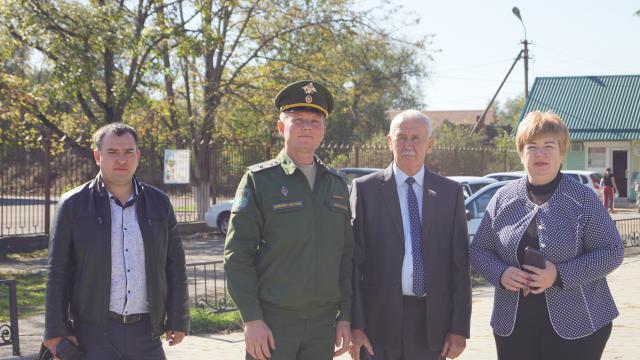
[205,167,381,235]
[483,171,526,182]
[465,181,511,241]
[448,176,497,199]
[484,170,601,193]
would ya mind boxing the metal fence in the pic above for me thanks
[615,218,640,247]
[0,279,20,356]
[1,135,521,237]
[187,260,234,313]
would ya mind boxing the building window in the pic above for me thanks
[588,147,606,168]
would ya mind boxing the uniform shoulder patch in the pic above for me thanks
[248,159,280,173]
[232,187,252,212]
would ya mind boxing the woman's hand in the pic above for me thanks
[500,266,530,292]
[522,260,558,294]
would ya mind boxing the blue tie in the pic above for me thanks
[406,177,425,296]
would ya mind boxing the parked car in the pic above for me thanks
[205,167,381,235]
[483,171,526,182]
[563,170,602,193]
[448,176,497,199]
[484,170,601,193]
[465,181,511,241]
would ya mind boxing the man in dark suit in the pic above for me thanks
[349,110,471,360]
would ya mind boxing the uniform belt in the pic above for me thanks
[108,311,148,324]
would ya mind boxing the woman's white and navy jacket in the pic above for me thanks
[469,175,624,339]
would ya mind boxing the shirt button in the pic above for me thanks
[127,269,130,273]
[125,249,128,252]
[538,225,544,230]
[128,290,131,294]
[124,228,127,231]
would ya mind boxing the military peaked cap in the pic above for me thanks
[274,80,334,117]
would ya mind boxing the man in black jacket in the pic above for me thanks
[43,123,189,359]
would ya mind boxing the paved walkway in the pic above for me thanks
[162,251,640,360]
[2,220,639,359]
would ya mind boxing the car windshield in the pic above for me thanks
[469,183,491,193]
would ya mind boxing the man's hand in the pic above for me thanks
[43,336,79,357]
[500,266,530,292]
[334,321,351,357]
[522,260,558,294]
[348,329,374,360]
[245,320,275,360]
[440,333,466,359]
[165,330,186,346]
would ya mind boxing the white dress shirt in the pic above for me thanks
[107,187,149,315]
[392,162,425,296]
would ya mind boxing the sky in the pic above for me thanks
[365,0,640,111]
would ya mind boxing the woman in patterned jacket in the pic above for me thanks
[469,111,624,360]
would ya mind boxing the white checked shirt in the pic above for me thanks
[107,184,149,315]
[392,163,425,296]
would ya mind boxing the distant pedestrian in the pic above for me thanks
[601,168,618,212]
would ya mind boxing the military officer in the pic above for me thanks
[224,80,353,360]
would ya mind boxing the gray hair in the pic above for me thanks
[389,110,432,137]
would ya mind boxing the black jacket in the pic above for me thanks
[44,175,189,339]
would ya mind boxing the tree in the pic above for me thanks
[1,0,432,219]
[495,94,525,128]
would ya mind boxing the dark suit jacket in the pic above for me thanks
[350,164,471,352]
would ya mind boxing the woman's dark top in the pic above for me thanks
[517,172,562,264]
[603,173,614,187]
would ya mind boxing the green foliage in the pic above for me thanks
[495,94,525,128]
[0,271,46,322]
[189,308,243,334]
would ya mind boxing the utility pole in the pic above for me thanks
[471,7,531,133]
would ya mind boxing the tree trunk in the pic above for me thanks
[192,142,212,220]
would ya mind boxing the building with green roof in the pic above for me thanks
[519,75,640,199]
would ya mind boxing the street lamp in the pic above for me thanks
[512,6,530,98]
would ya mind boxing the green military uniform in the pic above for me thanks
[224,80,352,360]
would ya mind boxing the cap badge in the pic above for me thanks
[305,95,313,103]
[281,185,289,196]
[302,82,317,94]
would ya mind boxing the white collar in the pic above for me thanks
[392,162,425,188]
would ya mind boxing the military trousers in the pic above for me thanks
[247,302,338,360]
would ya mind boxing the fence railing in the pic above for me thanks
[1,137,520,238]
[615,218,640,247]
[0,279,20,356]
[187,260,235,313]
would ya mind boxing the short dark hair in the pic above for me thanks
[93,123,139,150]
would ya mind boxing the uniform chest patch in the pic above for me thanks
[272,200,304,212]
[331,202,348,211]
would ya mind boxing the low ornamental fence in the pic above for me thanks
[0,279,20,356]
[187,260,235,313]
[615,218,640,247]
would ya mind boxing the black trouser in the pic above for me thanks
[371,296,443,360]
[75,316,166,360]
[494,292,612,360]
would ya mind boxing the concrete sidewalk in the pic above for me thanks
[164,254,640,360]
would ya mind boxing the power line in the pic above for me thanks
[430,58,515,74]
